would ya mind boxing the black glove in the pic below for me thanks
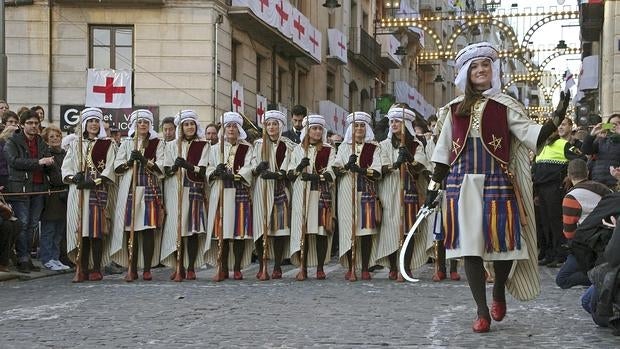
[72,172,85,184]
[211,163,227,177]
[261,171,281,180]
[296,158,310,172]
[349,163,362,173]
[175,157,193,170]
[129,150,146,165]
[300,172,320,182]
[423,190,439,209]
[553,90,571,125]
[344,154,358,170]
[255,161,269,175]
[77,178,97,190]
[220,172,235,181]
[164,166,178,176]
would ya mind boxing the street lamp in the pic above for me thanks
[555,40,568,54]
[322,0,341,14]
[433,74,445,83]
[483,0,501,12]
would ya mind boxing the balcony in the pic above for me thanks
[55,0,165,5]
[228,4,320,65]
[348,27,382,74]
[579,3,603,42]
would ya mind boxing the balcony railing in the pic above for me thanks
[348,26,381,72]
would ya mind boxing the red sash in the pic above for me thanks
[276,141,287,168]
[315,145,332,172]
[186,140,207,182]
[92,139,112,174]
[143,138,160,161]
[449,99,510,165]
[233,143,249,173]
[359,143,376,168]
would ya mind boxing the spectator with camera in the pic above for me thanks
[581,114,620,189]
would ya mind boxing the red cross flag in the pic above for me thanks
[256,94,267,127]
[85,68,132,109]
[231,80,245,114]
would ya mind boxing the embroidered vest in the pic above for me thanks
[232,143,249,174]
[359,143,377,168]
[314,145,332,172]
[276,141,287,168]
[186,140,208,182]
[449,99,510,165]
[91,139,112,174]
[143,138,160,161]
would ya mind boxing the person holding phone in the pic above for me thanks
[581,114,620,189]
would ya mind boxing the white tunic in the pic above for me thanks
[110,137,165,268]
[288,143,335,267]
[160,139,210,268]
[204,140,254,270]
[62,137,117,268]
[372,137,434,271]
[332,141,382,269]
[433,93,542,301]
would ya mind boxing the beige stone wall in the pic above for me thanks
[6,1,227,124]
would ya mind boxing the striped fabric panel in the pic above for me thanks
[188,186,206,232]
[233,184,252,238]
[561,194,582,239]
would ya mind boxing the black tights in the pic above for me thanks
[346,236,372,272]
[220,240,246,272]
[464,256,513,318]
[436,240,458,273]
[255,236,286,271]
[300,235,328,270]
[388,237,414,273]
[128,230,155,272]
[80,237,103,273]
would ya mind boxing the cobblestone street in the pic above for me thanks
[1,261,618,348]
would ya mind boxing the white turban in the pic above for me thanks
[220,111,247,141]
[81,107,107,139]
[343,111,375,144]
[263,110,287,133]
[454,42,501,97]
[300,114,327,144]
[174,110,205,140]
[386,106,416,139]
[128,109,158,140]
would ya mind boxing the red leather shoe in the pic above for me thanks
[472,316,491,333]
[186,270,196,280]
[256,271,262,279]
[432,271,446,282]
[213,270,227,282]
[450,271,461,281]
[295,268,307,281]
[491,299,506,322]
[170,268,186,281]
[344,271,352,280]
[89,271,103,281]
[233,271,243,280]
[72,272,88,283]
[271,268,282,279]
[142,271,152,281]
[361,271,371,280]
[316,269,326,280]
[388,271,397,280]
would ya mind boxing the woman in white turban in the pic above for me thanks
[251,110,296,279]
[331,111,381,281]
[62,107,116,282]
[427,42,568,332]
[110,109,165,281]
[160,110,210,281]
[205,111,254,281]
[287,114,336,280]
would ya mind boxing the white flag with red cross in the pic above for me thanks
[231,80,245,115]
[256,94,267,127]
[85,68,132,109]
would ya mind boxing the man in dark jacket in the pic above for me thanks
[3,110,55,273]
[281,105,306,144]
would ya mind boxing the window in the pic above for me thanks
[90,26,133,70]
[232,41,241,81]
[326,71,335,102]
[256,54,265,94]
